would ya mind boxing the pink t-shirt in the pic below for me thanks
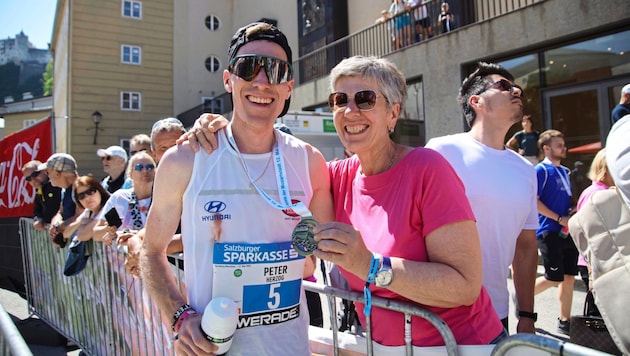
[328,148,503,347]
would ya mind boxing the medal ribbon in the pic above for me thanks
[226,124,312,218]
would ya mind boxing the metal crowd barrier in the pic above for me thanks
[0,303,33,356]
[18,218,611,356]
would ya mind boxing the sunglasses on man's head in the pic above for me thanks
[25,170,41,182]
[76,188,97,200]
[130,149,146,155]
[228,55,293,85]
[328,90,385,111]
[481,79,524,99]
[134,164,155,172]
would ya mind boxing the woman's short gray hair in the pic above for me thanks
[329,56,407,113]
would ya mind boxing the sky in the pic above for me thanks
[0,0,57,49]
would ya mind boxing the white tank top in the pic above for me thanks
[181,129,313,355]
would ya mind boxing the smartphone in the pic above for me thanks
[104,207,122,228]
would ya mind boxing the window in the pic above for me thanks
[202,97,224,114]
[23,119,38,128]
[205,56,221,73]
[122,0,142,19]
[121,91,141,111]
[121,45,141,64]
[205,15,221,31]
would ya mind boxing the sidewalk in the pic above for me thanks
[0,288,79,355]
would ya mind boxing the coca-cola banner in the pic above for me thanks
[0,118,53,217]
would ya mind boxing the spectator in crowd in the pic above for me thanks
[426,62,538,333]
[389,0,412,49]
[97,145,132,193]
[38,153,81,248]
[574,149,613,291]
[569,115,630,355]
[150,117,186,163]
[122,118,187,277]
[534,129,578,335]
[130,134,152,155]
[21,160,62,231]
[93,151,156,245]
[507,114,540,165]
[438,2,455,34]
[315,55,504,349]
[140,22,333,355]
[409,0,434,41]
[63,176,110,242]
[611,83,630,125]
[375,9,390,24]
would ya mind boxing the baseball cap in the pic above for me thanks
[37,153,78,173]
[228,22,293,118]
[96,145,128,162]
[622,84,630,95]
[606,114,630,208]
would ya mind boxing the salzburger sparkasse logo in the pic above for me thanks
[204,200,227,213]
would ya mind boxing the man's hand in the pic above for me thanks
[33,219,46,231]
[174,313,218,356]
[176,113,229,153]
[124,234,142,276]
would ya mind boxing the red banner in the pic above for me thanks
[0,118,53,217]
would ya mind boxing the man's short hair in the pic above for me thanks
[150,117,186,150]
[538,129,564,152]
[38,153,78,173]
[130,134,151,148]
[458,62,515,127]
[227,22,293,118]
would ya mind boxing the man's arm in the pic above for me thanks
[512,229,537,333]
[140,144,216,354]
[537,198,569,227]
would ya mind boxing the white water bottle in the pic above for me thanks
[200,297,238,355]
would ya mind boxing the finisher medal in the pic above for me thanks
[292,218,319,256]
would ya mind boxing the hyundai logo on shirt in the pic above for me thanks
[204,201,227,213]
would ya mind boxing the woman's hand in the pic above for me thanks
[313,222,373,281]
[175,113,229,153]
[102,225,118,246]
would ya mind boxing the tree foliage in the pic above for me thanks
[42,59,54,96]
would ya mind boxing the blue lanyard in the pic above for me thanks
[363,254,380,316]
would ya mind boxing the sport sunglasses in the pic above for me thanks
[480,79,524,99]
[228,55,293,85]
[134,163,155,172]
[328,90,386,111]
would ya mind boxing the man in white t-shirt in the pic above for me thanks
[426,62,538,333]
[140,22,333,355]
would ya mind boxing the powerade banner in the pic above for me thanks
[0,118,53,217]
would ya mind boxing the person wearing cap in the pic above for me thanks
[21,160,62,231]
[141,22,333,355]
[38,153,81,247]
[611,83,630,125]
[569,114,630,354]
[97,145,132,193]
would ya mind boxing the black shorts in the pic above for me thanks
[537,231,579,281]
[415,18,431,27]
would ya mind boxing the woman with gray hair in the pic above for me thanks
[314,56,504,350]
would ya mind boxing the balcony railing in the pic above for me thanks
[293,0,544,85]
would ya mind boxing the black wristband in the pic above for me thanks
[518,311,538,322]
[556,215,562,223]
[171,304,194,330]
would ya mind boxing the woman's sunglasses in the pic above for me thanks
[328,90,385,111]
[481,79,524,99]
[76,188,97,200]
[25,170,41,182]
[228,55,293,85]
[134,164,155,172]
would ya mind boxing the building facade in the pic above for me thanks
[43,0,630,177]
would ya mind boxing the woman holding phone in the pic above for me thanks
[63,176,110,242]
